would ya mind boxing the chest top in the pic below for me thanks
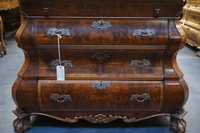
[18,0,186,18]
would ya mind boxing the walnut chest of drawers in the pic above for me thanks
[12,0,189,133]
[180,0,200,56]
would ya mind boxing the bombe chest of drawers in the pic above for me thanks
[12,0,189,133]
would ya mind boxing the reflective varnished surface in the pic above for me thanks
[12,0,188,133]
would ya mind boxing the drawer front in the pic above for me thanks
[182,25,200,44]
[37,49,164,80]
[38,80,164,112]
[20,2,184,17]
[33,18,168,45]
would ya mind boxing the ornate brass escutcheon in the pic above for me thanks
[130,93,150,102]
[130,59,150,68]
[92,81,110,90]
[52,59,73,67]
[91,51,110,60]
[91,20,112,30]
[47,27,70,36]
[132,28,155,37]
[51,94,72,103]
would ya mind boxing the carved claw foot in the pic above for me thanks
[169,109,187,133]
[13,108,31,133]
[170,116,186,133]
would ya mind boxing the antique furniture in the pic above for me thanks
[12,0,189,133]
[0,0,19,56]
[180,0,200,56]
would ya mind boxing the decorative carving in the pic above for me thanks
[130,93,150,102]
[92,81,110,90]
[132,28,155,37]
[169,109,187,133]
[130,59,150,68]
[80,114,122,123]
[91,51,110,60]
[170,117,186,133]
[51,94,72,103]
[52,59,73,67]
[121,116,136,123]
[47,27,70,36]
[12,108,31,133]
[91,20,112,30]
[32,113,137,124]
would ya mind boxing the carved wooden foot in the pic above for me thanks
[13,108,31,133]
[169,109,187,133]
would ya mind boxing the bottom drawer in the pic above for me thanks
[38,80,164,112]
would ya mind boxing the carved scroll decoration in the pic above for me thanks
[91,51,110,60]
[130,59,150,68]
[51,94,72,103]
[91,20,112,30]
[130,93,150,102]
[52,59,73,67]
[47,27,70,36]
[79,114,136,123]
[132,28,155,37]
[92,81,110,90]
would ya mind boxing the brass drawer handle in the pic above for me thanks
[91,20,112,30]
[51,94,72,103]
[132,28,155,37]
[47,28,70,36]
[92,81,110,90]
[130,93,150,102]
[130,59,150,68]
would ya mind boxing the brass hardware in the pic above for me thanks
[154,8,160,14]
[43,1,50,17]
[91,20,112,30]
[130,93,150,102]
[92,81,110,90]
[47,28,70,36]
[52,59,73,67]
[43,8,49,16]
[51,94,72,103]
[153,8,160,17]
[132,28,155,37]
[130,59,150,68]
[91,51,110,60]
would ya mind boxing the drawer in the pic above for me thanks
[38,80,164,112]
[20,1,183,17]
[37,49,165,80]
[32,18,169,45]
[182,25,200,45]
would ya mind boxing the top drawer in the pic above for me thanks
[19,1,185,17]
[24,18,169,45]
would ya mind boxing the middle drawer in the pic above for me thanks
[37,49,165,80]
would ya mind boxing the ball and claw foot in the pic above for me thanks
[169,117,186,133]
[169,109,187,133]
[13,117,31,133]
[13,108,31,133]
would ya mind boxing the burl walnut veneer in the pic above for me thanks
[12,0,189,133]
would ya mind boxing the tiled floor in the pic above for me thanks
[0,32,200,133]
